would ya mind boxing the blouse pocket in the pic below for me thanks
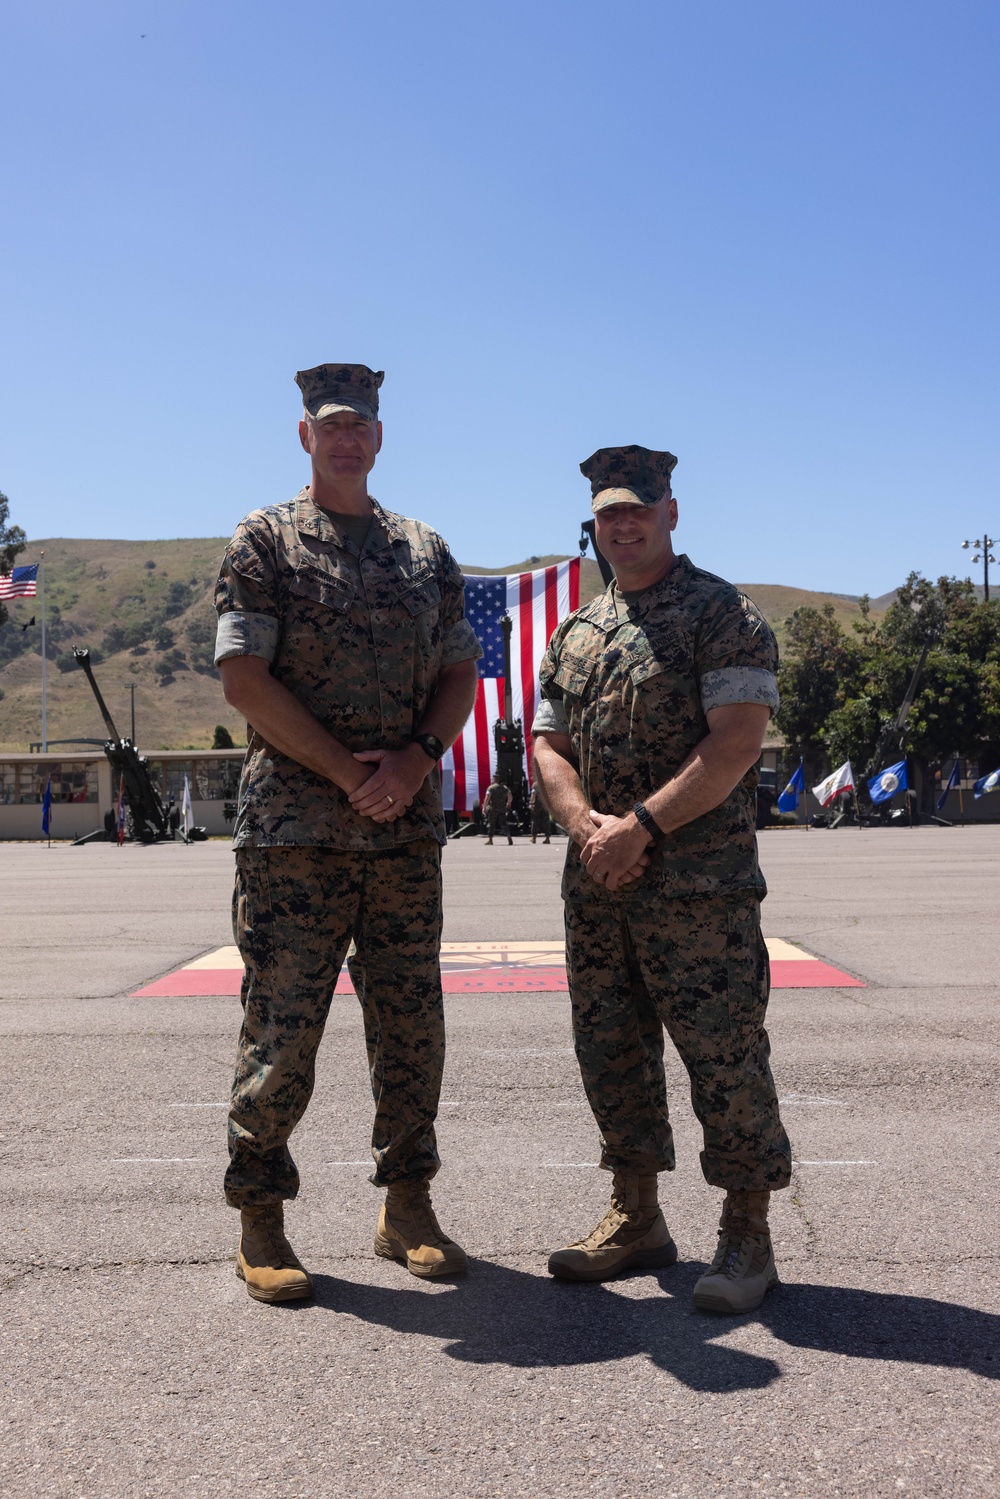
[552,651,597,703]
[397,570,442,617]
[289,564,354,614]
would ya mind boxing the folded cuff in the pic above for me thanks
[215,610,281,665]
[700,667,779,715]
[441,617,484,668]
[531,698,569,736]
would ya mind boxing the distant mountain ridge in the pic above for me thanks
[2,537,885,752]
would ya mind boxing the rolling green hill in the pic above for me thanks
[1,537,880,751]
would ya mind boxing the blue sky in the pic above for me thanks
[1,1,997,594]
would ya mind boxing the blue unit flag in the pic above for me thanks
[973,768,999,800]
[868,760,908,805]
[41,775,52,836]
[936,759,961,811]
[777,759,805,813]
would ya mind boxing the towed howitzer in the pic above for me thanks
[493,613,531,832]
[858,642,930,817]
[72,648,171,842]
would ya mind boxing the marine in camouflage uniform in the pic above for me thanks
[482,778,513,844]
[215,363,482,1301]
[529,784,552,843]
[532,444,791,1313]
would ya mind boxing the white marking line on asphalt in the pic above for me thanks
[779,1094,846,1107]
[169,1102,228,1108]
[323,1160,372,1166]
[108,1156,209,1163]
[793,1159,878,1166]
[541,1162,600,1168]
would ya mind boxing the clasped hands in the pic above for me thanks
[578,809,654,891]
[347,745,432,824]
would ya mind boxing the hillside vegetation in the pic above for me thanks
[1,537,879,751]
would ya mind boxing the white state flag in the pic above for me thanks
[181,773,195,834]
[811,760,855,808]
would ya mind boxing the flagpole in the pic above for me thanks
[39,552,47,753]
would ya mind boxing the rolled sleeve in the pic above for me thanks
[215,611,281,664]
[531,697,569,735]
[694,589,779,719]
[700,666,779,715]
[441,616,484,668]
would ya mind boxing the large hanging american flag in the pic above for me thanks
[0,564,38,600]
[444,559,580,812]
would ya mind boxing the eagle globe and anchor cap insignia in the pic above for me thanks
[580,444,678,513]
[295,363,385,423]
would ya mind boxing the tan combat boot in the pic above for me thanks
[374,1180,469,1278]
[236,1203,313,1303]
[547,1172,677,1282]
[692,1189,778,1313]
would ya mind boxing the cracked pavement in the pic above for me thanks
[1,828,997,1497]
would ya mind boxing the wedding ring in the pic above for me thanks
[385,794,394,805]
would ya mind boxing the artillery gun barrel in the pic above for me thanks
[494,612,530,831]
[72,647,170,841]
[501,614,514,724]
[72,648,121,742]
[864,643,930,782]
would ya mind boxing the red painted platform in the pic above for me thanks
[131,939,864,997]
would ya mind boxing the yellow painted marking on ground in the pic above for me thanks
[185,946,242,969]
[183,936,815,971]
[764,937,817,962]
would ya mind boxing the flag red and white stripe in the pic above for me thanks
[444,559,580,812]
[811,760,854,807]
[0,564,38,600]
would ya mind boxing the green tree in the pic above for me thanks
[774,603,863,780]
[775,572,1000,812]
[0,490,27,632]
[212,724,235,748]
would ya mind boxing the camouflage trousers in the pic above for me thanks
[485,803,509,835]
[225,840,445,1207]
[564,891,791,1191]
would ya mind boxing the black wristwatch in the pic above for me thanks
[413,732,445,763]
[633,801,664,843]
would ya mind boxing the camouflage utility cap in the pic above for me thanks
[295,363,385,423]
[581,445,678,512]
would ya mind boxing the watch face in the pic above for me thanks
[418,733,444,761]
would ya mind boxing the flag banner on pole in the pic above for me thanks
[936,758,961,811]
[443,559,580,812]
[181,773,195,834]
[0,564,39,600]
[973,768,1000,800]
[777,759,805,813]
[868,759,908,806]
[116,774,126,845]
[41,775,52,836]
[811,760,854,808]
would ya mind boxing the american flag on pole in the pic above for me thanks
[444,559,581,812]
[0,564,38,600]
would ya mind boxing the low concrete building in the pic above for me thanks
[0,749,246,840]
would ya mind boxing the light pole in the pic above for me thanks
[962,533,997,602]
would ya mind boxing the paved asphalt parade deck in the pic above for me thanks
[1,827,998,1498]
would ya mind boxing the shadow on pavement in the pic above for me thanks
[760,1283,998,1380]
[304,1261,999,1391]
[313,1260,778,1392]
